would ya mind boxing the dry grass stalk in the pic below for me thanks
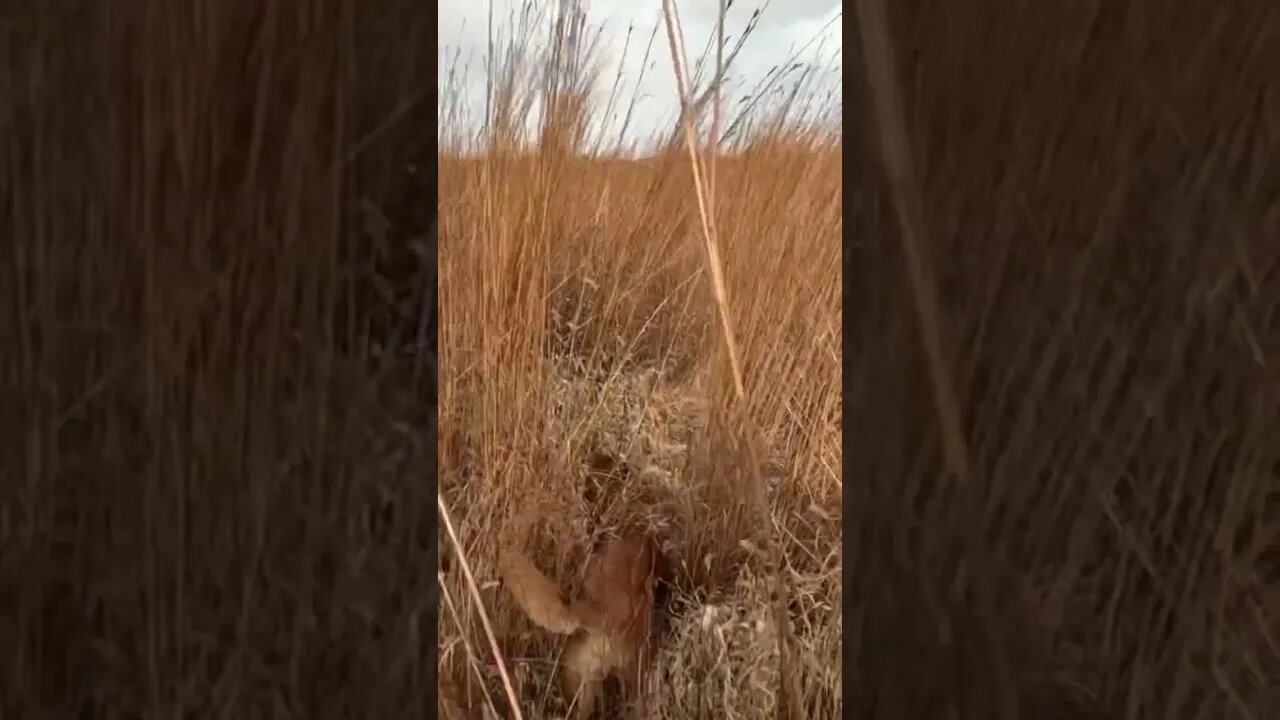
[440,492,525,720]
[659,2,811,716]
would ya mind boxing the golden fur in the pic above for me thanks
[499,522,660,719]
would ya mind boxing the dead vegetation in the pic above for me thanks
[6,0,1274,717]
[848,0,1280,718]
[437,2,841,718]
[2,1,440,717]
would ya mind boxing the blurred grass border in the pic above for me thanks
[2,1,440,716]
[848,0,1280,717]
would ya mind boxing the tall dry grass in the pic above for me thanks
[2,1,440,716]
[848,0,1280,718]
[437,2,842,718]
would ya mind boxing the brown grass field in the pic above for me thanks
[4,0,1280,718]
[437,142,843,718]
[435,1,843,716]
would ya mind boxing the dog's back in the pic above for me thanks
[500,524,661,718]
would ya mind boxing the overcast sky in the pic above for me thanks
[438,0,841,153]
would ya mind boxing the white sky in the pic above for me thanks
[438,0,842,153]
